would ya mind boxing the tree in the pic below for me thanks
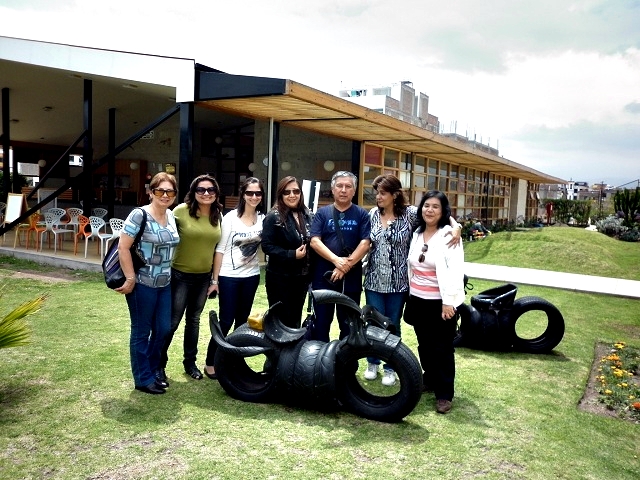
[613,187,640,227]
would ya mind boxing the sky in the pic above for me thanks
[1,0,639,188]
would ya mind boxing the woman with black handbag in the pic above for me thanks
[116,172,180,395]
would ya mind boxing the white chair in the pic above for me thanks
[84,216,106,258]
[39,211,75,254]
[65,207,84,233]
[91,208,108,219]
[45,207,69,229]
[104,218,125,253]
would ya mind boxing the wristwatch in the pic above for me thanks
[210,279,218,286]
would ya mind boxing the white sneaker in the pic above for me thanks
[381,370,397,386]
[363,362,379,380]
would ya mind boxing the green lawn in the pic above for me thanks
[0,227,639,479]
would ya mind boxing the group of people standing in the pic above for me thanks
[116,169,465,414]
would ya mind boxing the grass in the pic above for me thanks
[0,226,639,479]
[464,226,640,280]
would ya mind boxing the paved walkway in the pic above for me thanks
[464,262,640,299]
[1,232,638,299]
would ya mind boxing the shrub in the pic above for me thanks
[619,228,640,242]
[595,215,628,237]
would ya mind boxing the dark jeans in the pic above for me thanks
[205,274,260,365]
[160,269,210,370]
[406,295,457,401]
[365,290,407,371]
[265,270,310,328]
[310,277,361,342]
[125,283,171,388]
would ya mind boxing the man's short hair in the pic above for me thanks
[331,171,358,189]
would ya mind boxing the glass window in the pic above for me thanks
[363,166,381,184]
[427,175,437,190]
[399,171,410,188]
[365,145,382,166]
[414,156,426,173]
[402,153,411,170]
[438,177,447,191]
[384,149,398,168]
[450,165,458,178]
[362,186,376,206]
[413,175,426,188]
[439,162,448,177]
[428,159,438,175]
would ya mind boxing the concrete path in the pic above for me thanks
[465,262,640,299]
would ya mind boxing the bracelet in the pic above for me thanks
[210,279,218,286]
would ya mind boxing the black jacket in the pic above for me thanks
[261,209,312,277]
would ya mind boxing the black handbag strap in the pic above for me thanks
[132,208,147,247]
[332,205,346,253]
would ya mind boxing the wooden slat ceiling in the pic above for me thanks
[198,79,565,184]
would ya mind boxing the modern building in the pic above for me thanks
[0,36,565,236]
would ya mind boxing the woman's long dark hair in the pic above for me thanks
[273,176,309,237]
[183,174,223,226]
[415,190,451,233]
[237,177,265,217]
[373,174,407,218]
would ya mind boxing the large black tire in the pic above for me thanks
[510,296,565,354]
[291,340,339,408]
[334,328,422,423]
[275,339,306,397]
[214,325,280,403]
[453,303,481,347]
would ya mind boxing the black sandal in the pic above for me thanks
[203,367,217,380]
[185,365,203,380]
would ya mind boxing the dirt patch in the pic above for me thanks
[7,271,80,283]
[578,343,639,423]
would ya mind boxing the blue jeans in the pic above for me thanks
[125,283,172,388]
[205,274,260,365]
[365,290,407,372]
[160,269,210,370]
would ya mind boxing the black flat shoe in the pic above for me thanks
[185,365,203,380]
[154,370,169,388]
[203,367,217,380]
[135,382,166,395]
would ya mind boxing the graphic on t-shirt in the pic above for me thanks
[231,232,261,269]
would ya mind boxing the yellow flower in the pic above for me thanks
[621,383,628,388]
[613,369,624,378]
[630,395,636,400]
[614,342,625,349]
[605,389,613,395]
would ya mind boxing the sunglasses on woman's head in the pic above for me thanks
[195,186,217,195]
[283,189,301,196]
[151,188,177,198]
[418,244,428,263]
[244,191,263,197]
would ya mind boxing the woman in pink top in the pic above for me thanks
[404,190,465,414]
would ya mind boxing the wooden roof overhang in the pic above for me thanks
[196,72,565,184]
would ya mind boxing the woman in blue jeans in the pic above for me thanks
[116,172,180,395]
[363,175,460,387]
[204,177,265,379]
[159,175,222,382]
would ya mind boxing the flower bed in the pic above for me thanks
[595,341,640,422]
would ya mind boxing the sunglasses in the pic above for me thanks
[418,244,428,263]
[283,189,301,196]
[244,191,263,197]
[151,188,177,198]
[195,187,217,195]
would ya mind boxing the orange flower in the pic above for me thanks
[632,402,640,410]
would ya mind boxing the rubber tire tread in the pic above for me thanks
[214,326,280,403]
[510,296,565,354]
[334,339,422,423]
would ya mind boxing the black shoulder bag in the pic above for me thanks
[102,208,148,289]
[332,205,353,257]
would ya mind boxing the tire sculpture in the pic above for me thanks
[210,289,423,423]
[454,282,565,353]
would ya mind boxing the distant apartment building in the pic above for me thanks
[567,181,590,200]
[538,183,567,200]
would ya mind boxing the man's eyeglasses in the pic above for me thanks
[244,191,263,197]
[152,188,177,198]
[418,244,428,263]
[283,189,301,196]
[195,187,217,195]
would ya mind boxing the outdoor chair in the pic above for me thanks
[39,211,75,254]
[83,216,106,258]
[13,213,45,250]
[45,207,69,229]
[65,207,84,233]
[73,215,90,256]
[91,208,108,219]
[104,218,125,253]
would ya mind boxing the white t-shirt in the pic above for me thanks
[216,209,264,278]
